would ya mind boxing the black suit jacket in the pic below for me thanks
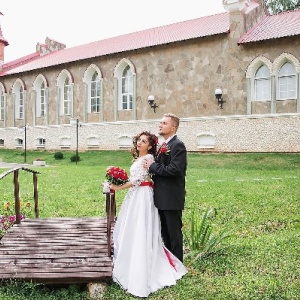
[149,135,187,210]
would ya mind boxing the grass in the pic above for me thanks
[0,149,299,299]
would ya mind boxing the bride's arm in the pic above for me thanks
[109,181,133,191]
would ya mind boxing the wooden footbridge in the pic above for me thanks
[0,167,116,284]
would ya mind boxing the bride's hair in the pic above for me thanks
[131,131,158,159]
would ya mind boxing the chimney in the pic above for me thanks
[0,12,9,63]
[222,0,268,42]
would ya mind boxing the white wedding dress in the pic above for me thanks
[112,154,187,298]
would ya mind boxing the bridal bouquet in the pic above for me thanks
[105,166,129,186]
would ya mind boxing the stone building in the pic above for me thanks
[0,0,299,153]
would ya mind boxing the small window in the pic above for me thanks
[37,138,46,147]
[60,137,71,148]
[87,136,100,147]
[16,138,23,146]
[118,135,132,148]
[197,133,216,149]
[0,139,4,146]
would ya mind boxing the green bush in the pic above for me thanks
[54,152,64,160]
[70,154,80,162]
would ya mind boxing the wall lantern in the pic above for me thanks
[148,95,158,113]
[215,88,226,109]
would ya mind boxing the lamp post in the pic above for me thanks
[24,126,27,163]
[18,125,28,163]
[70,117,79,164]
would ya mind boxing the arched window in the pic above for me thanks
[18,86,24,119]
[64,77,72,115]
[12,79,26,121]
[57,69,73,119]
[33,74,48,119]
[254,65,271,101]
[121,65,133,110]
[91,72,101,112]
[278,62,296,100]
[0,89,4,120]
[40,82,46,117]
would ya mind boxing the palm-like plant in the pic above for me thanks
[184,208,232,269]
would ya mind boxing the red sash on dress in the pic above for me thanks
[140,181,154,188]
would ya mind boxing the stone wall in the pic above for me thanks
[1,113,299,153]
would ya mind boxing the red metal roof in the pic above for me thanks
[2,9,300,77]
[239,9,300,44]
[0,12,229,76]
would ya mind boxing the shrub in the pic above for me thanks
[54,152,64,160]
[70,154,80,162]
[184,208,232,268]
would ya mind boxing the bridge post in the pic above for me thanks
[13,170,21,224]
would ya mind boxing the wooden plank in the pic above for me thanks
[0,217,114,284]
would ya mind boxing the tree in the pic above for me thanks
[264,0,300,14]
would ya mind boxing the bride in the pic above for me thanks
[109,131,187,298]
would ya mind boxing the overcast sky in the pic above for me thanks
[0,1,225,63]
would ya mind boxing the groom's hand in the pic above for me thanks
[143,158,154,170]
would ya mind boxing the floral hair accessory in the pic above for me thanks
[105,166,129,185]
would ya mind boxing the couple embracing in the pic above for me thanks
[108,113,187,298]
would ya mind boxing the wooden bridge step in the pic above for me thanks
[0,217,114,284]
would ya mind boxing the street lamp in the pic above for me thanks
[70,117,79,164]
[18,125,28,163]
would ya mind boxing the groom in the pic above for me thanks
[145,113,187,262]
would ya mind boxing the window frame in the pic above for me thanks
[254,65,271,101]
[121,65,133,110]
[277,62,297,100]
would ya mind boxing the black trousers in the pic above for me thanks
[158,209,183,262]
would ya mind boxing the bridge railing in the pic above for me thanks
[0,167,41,224]
[104,191,116,256]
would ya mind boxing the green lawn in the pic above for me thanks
[0,150,299,299]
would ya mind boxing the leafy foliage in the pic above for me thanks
[70,154,80,162]
[54,151,64,160]
[264,0,300,14]
[184,208,232,268]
